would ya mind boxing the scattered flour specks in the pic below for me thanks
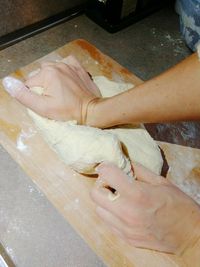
[150,27,185,56]
[27,184,44,197]
[16,134,27,152]
[7,218,30,238]
[28,185,35,193]
[16,128,36,153]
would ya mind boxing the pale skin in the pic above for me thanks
[3,54,200,254]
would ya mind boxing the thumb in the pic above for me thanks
[3,76,49,116]
[133,162,168,185]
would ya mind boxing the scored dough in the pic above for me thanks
[28,76,163,176]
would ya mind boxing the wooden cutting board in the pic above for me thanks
[0,39,198,267]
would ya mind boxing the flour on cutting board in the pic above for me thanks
[159,142,200,204]
[16,127,37,153]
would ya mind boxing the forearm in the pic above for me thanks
[88,53,200,128]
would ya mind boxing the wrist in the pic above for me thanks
[85,94,135,128]
[84,97,114,128]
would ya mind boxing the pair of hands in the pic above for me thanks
[3,55,200,254]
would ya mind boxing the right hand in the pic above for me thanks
[91,162,200,254]
[3,55,101,124]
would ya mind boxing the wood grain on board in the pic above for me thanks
[0,39,199,267]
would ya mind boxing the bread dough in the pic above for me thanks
[92,76,133,97]
[107,127,163,175]
[28,76,163,176]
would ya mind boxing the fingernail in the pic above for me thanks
[2,76,26,97]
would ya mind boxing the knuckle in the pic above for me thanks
[57,63,73,74]
[41,62,55,69]
[67,55,79,65]
[56,62,68,69]
[43,65,59,74]
[68,54,76,61]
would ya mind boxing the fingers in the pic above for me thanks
[25,70,44,88]
[26,63,77,92]
[3,76,50,116]
[96,162,133,194]
[91,186,128,220]
[26,63,69,88]
[62,55,101,97]
[3,76,27,97]
[16,89,49,116]
[133,162,168,185]
[28,56,101,97]
[41,61,55,68]
[62,55,82,70]
[26,61,56,87]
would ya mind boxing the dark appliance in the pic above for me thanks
[86,0,172,33]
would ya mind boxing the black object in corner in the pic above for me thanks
[85,0,174,33]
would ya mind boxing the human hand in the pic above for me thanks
[91,162,200,253]
[3,55,101,124]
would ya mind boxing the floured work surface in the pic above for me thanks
[0,39,199,267]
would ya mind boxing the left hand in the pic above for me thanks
[2,55,101,124]
[91,162,200,253]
